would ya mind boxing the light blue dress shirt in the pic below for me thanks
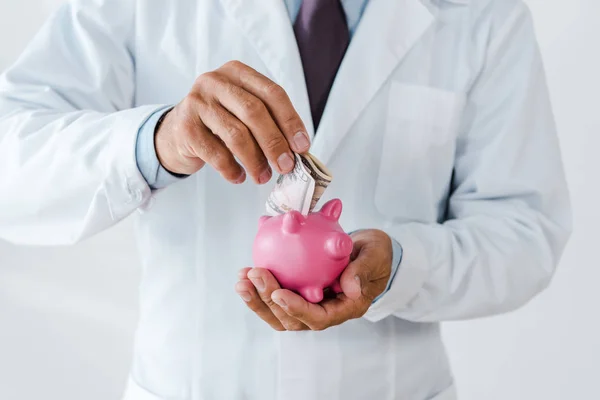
[135,0,401,302]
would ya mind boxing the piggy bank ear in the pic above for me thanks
[319,199,343,221]
[258,215,271,229]
[282,211,305,234]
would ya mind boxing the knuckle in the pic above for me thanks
[241,98,267,119]
[283,307,303,320]
[185,91,204,108]
[225,124,249,146]
[196,71,220,88]
[281,114,303,131]
[206,104,226,127]
[282,118,306,140]
[210,149,233,172]
[263,135,286,153]
[224,60,243,70]
[223,82,241,97]
[244,299,262,312]
[264,298,279,309]
[264,82,285,98]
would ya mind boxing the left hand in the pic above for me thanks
[235,229,393,331]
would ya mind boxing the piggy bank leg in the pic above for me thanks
[299,287,324,303]
[330,279,343,294]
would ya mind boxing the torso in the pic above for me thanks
[126,0,493,398]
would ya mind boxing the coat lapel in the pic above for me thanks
[310,0,436,164]
[218,0,437,156]
[219,0,316,137]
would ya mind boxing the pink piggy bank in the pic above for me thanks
[252,199,353,303]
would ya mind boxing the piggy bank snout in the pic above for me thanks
[324,232,353,260]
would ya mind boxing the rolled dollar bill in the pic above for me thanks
[301,153,333,213]
[265,152,332,216]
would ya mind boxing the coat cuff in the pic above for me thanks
[362,226,429,322]
[104,105,176,221]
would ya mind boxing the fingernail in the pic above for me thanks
[354,275,362,289]
[239,292,252,302]
[293,132,310,151]
[235,170,246,184]
[272,295,287,307]
[259,168,272,184]
[277,153,294,172]
[250,277,265,292]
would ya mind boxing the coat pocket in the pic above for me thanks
[374,82,466,219]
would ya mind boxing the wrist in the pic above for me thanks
[156,109,189,179]
[135,105,190,190]
[154,107,182,176]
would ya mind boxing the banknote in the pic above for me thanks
[265,153,332,216]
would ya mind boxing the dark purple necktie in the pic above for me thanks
[294,0,350,130]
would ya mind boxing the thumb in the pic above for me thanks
[339,256,371,301]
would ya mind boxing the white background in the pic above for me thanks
[0,0,598,399]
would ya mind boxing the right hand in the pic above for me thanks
[154,60,311,185]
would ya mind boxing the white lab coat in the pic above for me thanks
[0,0,572,399]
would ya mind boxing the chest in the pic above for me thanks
[132,0,478,223]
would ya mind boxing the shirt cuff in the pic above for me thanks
[372,237,403,303]
[135,105,188,190]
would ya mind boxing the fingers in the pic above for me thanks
[199,101,272,184]
[213,82,294,176]
[156,60,310,181]
[238,268,367,331]
[247,268,308,331]
[220,61,310,153]
[237,267,252,280]
[272,289,362,331]
[194,67,299,176]
[235,278,285,331]
[237,230,395,332]
[181,111,246,183]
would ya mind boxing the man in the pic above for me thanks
[0,0,571,399]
